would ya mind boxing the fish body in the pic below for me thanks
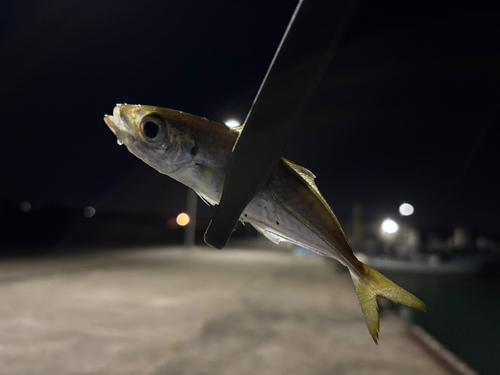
[104,104,426,342]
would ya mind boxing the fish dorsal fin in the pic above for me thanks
[281,158,340,227]
[231,125,244,134]
[282,158,316,186]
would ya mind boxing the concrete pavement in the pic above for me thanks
[0,246,450,374]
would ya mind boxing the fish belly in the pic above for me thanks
[242,192,348,265]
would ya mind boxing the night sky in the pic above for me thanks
[1,0,499,234]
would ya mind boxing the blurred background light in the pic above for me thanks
[224,119,241,128]
[399,203,414,216]
[19,201,31,213]
[166,218,178,229]
[83,206,96,218]
[381,218,399,234]
[176,213,190,226]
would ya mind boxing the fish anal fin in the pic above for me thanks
[251,224,285,244]
[352,263,427,344]
[195,191,217,206]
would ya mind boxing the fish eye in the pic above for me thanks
[143,121,158,139]
[140,114,165,142]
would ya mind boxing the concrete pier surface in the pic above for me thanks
[0,246,454,374]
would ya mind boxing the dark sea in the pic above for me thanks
[386,271,500,375]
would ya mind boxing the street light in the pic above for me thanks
[224,119,240,128]
[399,203,414,216]
[176,213,190,226]
[381,218,399,234]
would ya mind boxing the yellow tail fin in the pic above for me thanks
[352,263,427,344]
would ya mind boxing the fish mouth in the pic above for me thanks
[104,104,126,134]
[104,115,118,135]
[104,104,131,145]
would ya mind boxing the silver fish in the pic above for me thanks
[104,103,426,343]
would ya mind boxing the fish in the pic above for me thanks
[104,103,426,343]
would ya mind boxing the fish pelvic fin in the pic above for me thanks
[351,263,427,344]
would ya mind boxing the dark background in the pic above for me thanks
[1,0,500,248]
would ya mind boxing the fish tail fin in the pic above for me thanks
[351,262,427,344]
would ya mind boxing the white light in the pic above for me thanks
[382,218,399,234]
[176,213,190,226]
[83,206,96,218]
[399,203,414,216]
[225,119,240,128]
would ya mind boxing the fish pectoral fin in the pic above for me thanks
[352,263,427,344]
[195,162,224,175]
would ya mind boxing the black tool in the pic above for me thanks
[204,0,359,249]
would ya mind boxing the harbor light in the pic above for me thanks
[176,213,190,226]
[224,119,240,128]
[399,203,414,216]
[381,218,399,234]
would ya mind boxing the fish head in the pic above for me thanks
[104,104,196,176]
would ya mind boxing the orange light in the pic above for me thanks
[176,213,190,226]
